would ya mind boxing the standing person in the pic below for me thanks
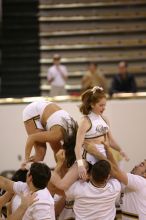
[109,61,137,96]
[81,62,107,93]
[0,162,55,220]
[75,86,128,180]
[23,100,78,162]
[53,150,121,220]
[47,54,68,96]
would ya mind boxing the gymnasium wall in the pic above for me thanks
[0,98,146,173]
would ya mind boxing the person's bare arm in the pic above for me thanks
[50,150,79,191]
[0,192,13,211]
[103,115,129,161]
[56,65,68,81]
[25,128,62,161]
[75,117,89,161]
[74,117,90,180]
[104,141,128,185]
[85,141,128,185]
[84,141,107,161]
[0,177,14,193]
[55,196,66,217]
[7,193,38,220]
[107,130,129,161]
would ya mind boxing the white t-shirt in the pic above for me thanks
[47,64,68,86]
[11,194,21,214]
[13,181,55,220]
[120,173,146,220]
[65,178,121,220]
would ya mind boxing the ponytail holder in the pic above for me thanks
[91,86,103,94]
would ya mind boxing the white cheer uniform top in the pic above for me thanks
[85,112,109,139]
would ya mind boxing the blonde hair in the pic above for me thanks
[80,86,106,115]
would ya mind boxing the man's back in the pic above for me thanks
[66,178,121,220]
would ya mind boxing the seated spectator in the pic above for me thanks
[81,62,107,93]
[47,54,68,97]
[109,61,137,96]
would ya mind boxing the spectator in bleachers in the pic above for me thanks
[81,62,107,93]
[109,61,137,96]
[47,54,68,97]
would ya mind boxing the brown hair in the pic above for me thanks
[62,118,78,168]
[80,86,106,115]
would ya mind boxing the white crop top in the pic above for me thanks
[85,112,109,139]
[46,109,74,134]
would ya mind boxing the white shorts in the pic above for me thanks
[22,100,52,129]
[54,195,75,220]
[82,144,106,165]
[46,110,74,134]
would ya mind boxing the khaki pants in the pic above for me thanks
[49,85,67,97]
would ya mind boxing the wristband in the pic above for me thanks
[77,159,84,167]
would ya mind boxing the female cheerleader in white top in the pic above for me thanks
[75,86,129,180]
[23,100,78,163]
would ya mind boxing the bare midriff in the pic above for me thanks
[85,135,106,145]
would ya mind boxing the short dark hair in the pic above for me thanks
[91,160,111,183]
[29,162,51,189]
[12,169,28,182]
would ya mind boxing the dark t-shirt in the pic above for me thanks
[110,73,137,95]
